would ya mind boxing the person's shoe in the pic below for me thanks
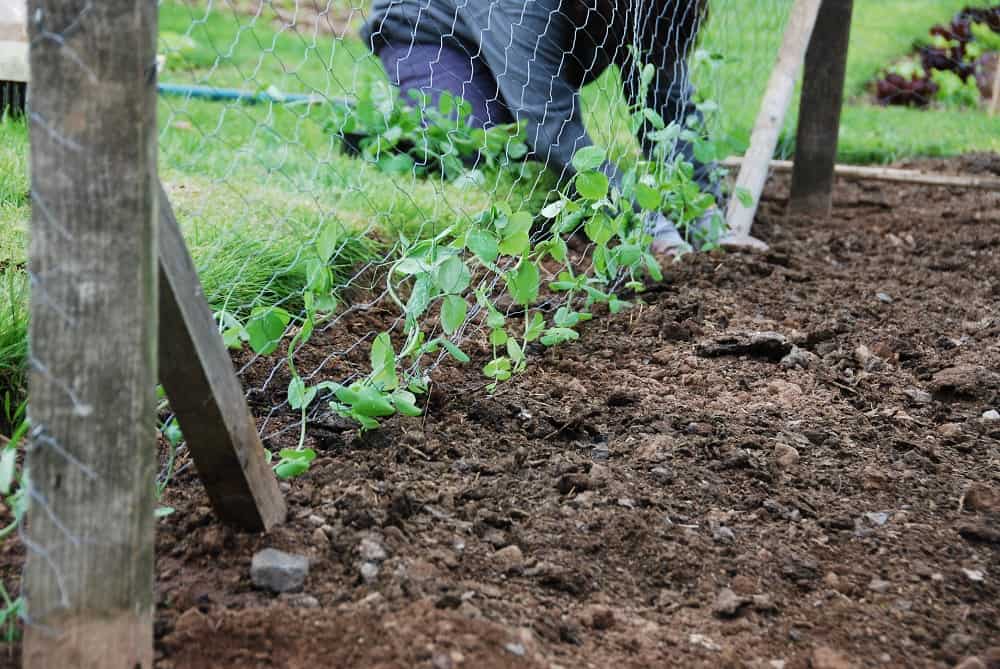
[647,208,724,255]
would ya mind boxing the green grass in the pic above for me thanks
[695,0,1000,161]
[1,0,998,408]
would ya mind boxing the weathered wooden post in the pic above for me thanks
[723,0,822,249]
[788,0,855,216]
[23,1,158,666]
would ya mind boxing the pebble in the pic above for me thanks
[579,604,615,630]
[493,545,525,574]
[712,588,746,618]
[250,548,309,594]
[280,593,320,609]
[774,443,800,469]
[955,657,986,669]
[811,645,854,669]
[876,292,893,304]
[306,514,325,526]
[903,388,932,405]
[982,409,1000,422]
[868,578,891,594]
[963,483,1000,513]
[938,423,964,438]
[780,345,815,369]
[359,536,388,562]
[962,568,985,582]
[650,466,674,484]
[864,512,890,527]
[713,526,736,544]
[311,527,328,545]
[360,561,380,583]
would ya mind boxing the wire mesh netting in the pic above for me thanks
[148,0,800,477]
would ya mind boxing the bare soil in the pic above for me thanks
[2,158,1000,668]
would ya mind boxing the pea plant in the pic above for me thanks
[328,81,529,181]
[216,68,732,480]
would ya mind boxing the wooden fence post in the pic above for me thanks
[723,0,822,247]
[23,1,158,667]
[788,0,855,216]
[158,185,286,531]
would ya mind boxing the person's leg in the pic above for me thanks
[376,41,514,128]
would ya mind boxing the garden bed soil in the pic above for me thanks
[2,156,1000,668]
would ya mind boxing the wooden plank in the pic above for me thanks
[157,183,287,532]
[788,0,854,216]
[724,0,822,243]
[22,1,158,667]
[722,157,1000,191]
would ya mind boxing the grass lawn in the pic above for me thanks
[0,0,998,404]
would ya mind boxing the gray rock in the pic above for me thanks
[503,643,526,657]
[712,526,736,543]
[494,545,524,574]
[876,292,894,304]
[251,548,309,593]
[712,588,747,618]
[780,345,816,369]
[360,561,380,583]
[864,512,890,527]
[982,409,1000,422]
[359,536,388,562]
[903,388,932,405]
[868,577,891,594]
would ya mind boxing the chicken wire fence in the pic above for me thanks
[151,0,793,470]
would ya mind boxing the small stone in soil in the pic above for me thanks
[712,587,747,618]
[982,409,1000,422]
[876,292,893,303]
[250,548,309,594]
[963,483,1000,513]
[503,643,526,657]
[773,443,800,469]
[713,526,736,543]
[954,658,987,669]
[780,345,815,369]
[360,561,379,583]
[903,388,932,405]
[493,545,525,574]
[358,536,388,562]
[868,578,891,594]
[811,645,854,669]
[864,512,890,526]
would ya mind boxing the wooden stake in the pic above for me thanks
[722,157,1000,191]
[23,1,157,666]
[725,0,822,241]
[788,0,854,217]
[158,184,287,532]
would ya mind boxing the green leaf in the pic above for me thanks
[505,261,540,306]
[575,170,609,200]
[278,448,317,462]
[498,231,530,256]
[635,183,661,211]
[392,390,423,417]
[370,332,399,390]
[504,211,534,238]
[507,338,525,363]
[435,255,471,294]
[316,223,341,263]
[440,295,468,335]
[288,377,318,410]
[584,211,614,246]
[246,307,291,355]
[540,200,565,219]
[483,357,512,379]
[571,145,607,173]
[275,460,311,479]
[524,312,545,342]
[736,187,754,207]
[541,327,580,347]
[438,338,470,363]
[406,275,432,320]
[466,228,499,264]
[155,506,176,519]
[337,384,396,417]
[489,328,508,346]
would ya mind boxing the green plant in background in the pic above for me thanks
[328,81,530,182]
[932,69,983,108]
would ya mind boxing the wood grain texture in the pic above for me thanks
[23,1,158,667]
[788,0,855,216]
[157,185,287,532]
